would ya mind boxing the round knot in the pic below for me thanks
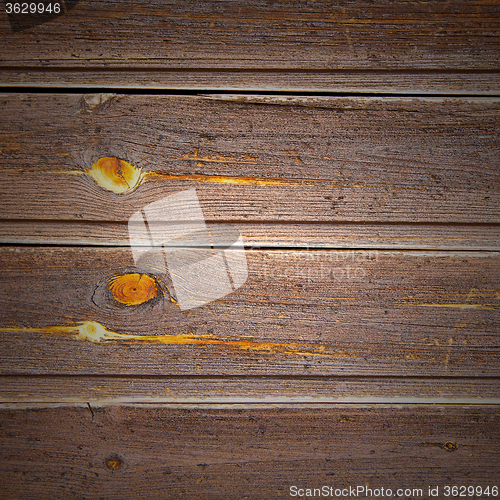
[88,157,142,194]
[109,273,158,306]
[443,441,458,452]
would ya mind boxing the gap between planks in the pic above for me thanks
[1,70,500,95]
[1,221,500,250]
[2,376,500,406]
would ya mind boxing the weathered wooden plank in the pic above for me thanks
[2,220,499,250]
[1,1,499,90]
[3,69,500,94]
[0,94,499,223]
[1,376,500,404]
[1,247,498,376]
[0,405,499,499]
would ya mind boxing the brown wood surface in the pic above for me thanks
[1,2,499,490]
[0,94,498,224]
[1,246,498,376]
[1,405,499,500]
[0,0,499,93]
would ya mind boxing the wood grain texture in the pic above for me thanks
[1,1,499,493]
[1,405,499,499]
[0,94,498,224]
[1,247,498,376]
[2,376,500,404]
[0,0,499,93]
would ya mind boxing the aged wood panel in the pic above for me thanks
[1,376,500,404]
[2,0,498,69]
[0,94,498,223]
[2,221,500,250]
[0,405,499,499]
[0,1,499,95]
[1,246,498,376]
[1,1,498,494]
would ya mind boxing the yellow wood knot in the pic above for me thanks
[105,455,124,471]
[87,157,142,194]
[108,273,158,306]
[443,441,458,452]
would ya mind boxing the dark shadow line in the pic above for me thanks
[0,88,498,98]
[0,243,499,252]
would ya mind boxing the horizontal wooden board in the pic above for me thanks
[0,405,499,499]
[2,0,498,93]
[0,94,499,224]
[2,220,500,250]
[0,1,499,95]
[2,0,498,70]
[2,376,500,405]
[3,69,500,94]
[1,247,498,376]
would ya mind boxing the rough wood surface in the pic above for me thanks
[2,376,500,405]
[1,1,499,494]
[0,94,498,223]
[0,0,499,92]
[1,405,499,500]
[2,0,498,69]
[1,247,498,376]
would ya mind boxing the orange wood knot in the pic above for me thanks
[87,157,142,194]
[443,441,458,452]
[105,454,124,471]
[108,273,158,306]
